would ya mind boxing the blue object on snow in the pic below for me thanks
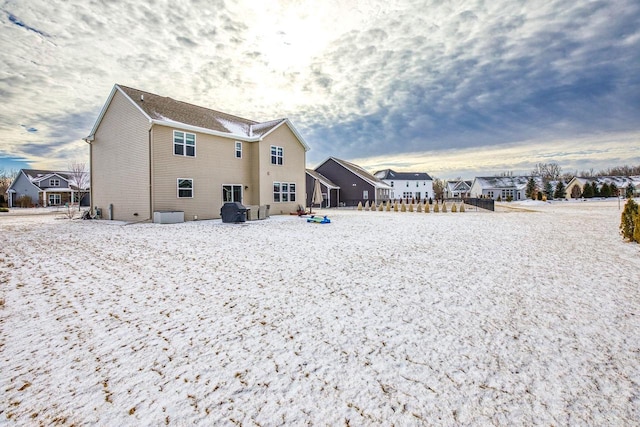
[307,215,331,224]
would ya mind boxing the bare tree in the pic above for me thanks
[432,178,445,200]
[0,169,19,207]
[531,162,562,181]
[67,161,90,211]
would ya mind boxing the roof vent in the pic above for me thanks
[140,94,144,102]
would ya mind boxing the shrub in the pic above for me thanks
[460,203,465,212]
[434,202,440,213]
[357,201,363,211]
[424,202,430,213]
[451,203,457,212]
[442,202,447,213]
[17,195,33,208]
[620,198,638,242]
[635,212,640,243]
[0,207,8,213]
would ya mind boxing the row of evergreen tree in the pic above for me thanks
[524,178,634,200]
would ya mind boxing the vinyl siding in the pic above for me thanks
[259,124,306,215]
[316,159,375,206]
[8,172,39,207]
[91,90,151,221]
[151,125,259,220]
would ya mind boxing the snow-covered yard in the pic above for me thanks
[1,200,639,425]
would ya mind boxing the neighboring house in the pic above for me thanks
[565,176,640,198]
[7,169,90,208]
[85,84,310,221]
[374,169,433,202]
[444,180,472,199]
[314,157,391,207]
[305,169,340,208]
[469,176,543,200]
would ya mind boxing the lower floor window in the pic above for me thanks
[273,182,296,202]
[223,184,242,202]
[178,178,193,198]
[48,194,61,205]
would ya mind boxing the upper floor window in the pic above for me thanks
[49,179,60,187]
[177,178,193,198]
[235,141,242,159]
[174,131,196,157]
[271,145,283,165]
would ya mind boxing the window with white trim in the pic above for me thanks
[177,178,193,198]
[49,194,61,205]
[174,131,196,157]
[49,179,60,187]
[223,184,242,202]
[270,145,283,165]
[235,141,242,159]
[273,182,296,202]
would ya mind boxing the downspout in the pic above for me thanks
[83,136,93,215]
[148,125,153,222]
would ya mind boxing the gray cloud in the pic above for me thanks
[0,0,638,175]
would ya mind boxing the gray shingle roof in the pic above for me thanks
[306,169,340,189]
[118,85,283,138]
[374,169,433,181]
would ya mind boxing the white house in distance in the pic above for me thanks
[444,180,472,199]
[469,176,543,200]
[374,169,433,202]
[565,176,640,198]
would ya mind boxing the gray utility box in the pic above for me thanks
[153,211,185,224]
[220,202,247,223]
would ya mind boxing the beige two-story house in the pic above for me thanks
[85,84,309,221]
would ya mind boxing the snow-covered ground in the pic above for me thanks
[1,200,639,425]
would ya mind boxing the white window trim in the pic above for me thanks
[177,178,194,198]
[173,130,196,157]
[270,145,284,165]
[222,184,243,203]
[273,181,296,203]
[235,141,242,159]
[49,194,61,205]
[50,179,60,187]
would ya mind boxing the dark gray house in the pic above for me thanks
[305,169,340,208]
[7,169,90,208]
[314,157,391,207]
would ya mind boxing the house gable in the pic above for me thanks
[315,157,390,206]
[88,84,308,221]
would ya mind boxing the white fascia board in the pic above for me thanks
[33,172,68,183]
[150,120,258,142]
[259,119,311,152]
[8,170,37,192]
[333,158,390,189]
[85,84,153,141]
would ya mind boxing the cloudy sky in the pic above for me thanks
[1,0,638,179]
